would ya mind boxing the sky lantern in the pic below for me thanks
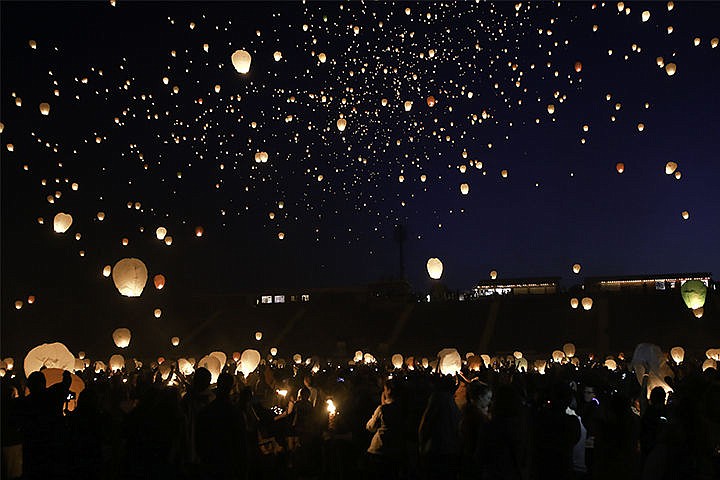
[574,61,582,73]
[270,347,278,356]
[112,328,131,348]
[178,358,194,375]
[581,297,593,310]
[572,263,581,274]
[490,270,498,280]
[24,342,75,377]
[109,354,125,372]
[460,183,469,195]
[112,258,148,297]
[318,52,327,63]
[198,355,221,383]
[153,308,162,318]
[570,297,579,309]
[426,95,436,107]
[195,226,204,237]
[604,359,617,371]
[703,359,717,371]
[641,10,650,22]
[680,280,706,310]
[501,169,508,178]
[547,104,555,114]
[336,118,347,131]
[563,343,576,358]
[29,39,37,49]
[156,227,167,240]
[712,37,719,48]
[102,265,112,277]
[438,348,462,376]
[552,350,565,363]
[39,102,50,115]
[53,212,73,233]
[670,346,685,364]
[97,212,105,221]
[6,144,13,152]
[255,331,262,341]
[240,349,261,377]
[273,51,282,61]
[27,295,35,304]
[278,232,285,240]
[616,162,625,173]
[153,274,165,289]
[164,236,173,245]
[681,210,689,220]
[404,100,413,111]
[231,49,252,74]
[14,300,23,310]
[665,161,678,175]
[637,123,645,132]
[391,354,403,369]
[171,336,180,347]
[665,63,677,76]
[426,257,443,279]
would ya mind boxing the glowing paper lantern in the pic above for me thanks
[616,162,625,173]
[572,263,581,274]
[516,358,528,372]
[552,350,565,363]
[426,258,443,280]
[24,343,76,377]
[240,349,261,377]
[97,212,105,221]
[665,161,678,175]
[195,226,204,237]
[273,51,282,61]
[641,10,650,22]
[156,227,167,240]
[198,355,221,384]
[255,331,263,341]
[681,280,707,310]
[14,300,23,310]
[563,343,576,358]
[703,359,717,371]
[39,102,50,115]
[681,211,689,220]
[574,61,582,72]
[171,336,180,347]
[404,101,413,111]
[460,183,469,195]
[112,258,148,297]
[693,307,704,318]
[164,236,173,246]
[547,104,555,114]
[490,270,498,280]
[109,354,125,372]
[426,95,436,107]
[391,354,403,369]
[535,359,547,374]
[231,49,252,74]
[53,213,73,233]
[270,347,278,356]
[210,351,227,371]
[712,37,719,48]
[112,328,131,348]
[665,63,677,76]
[154,274,166,289]
[604,359,617,371]
[153,308,162,318]
[318,52,327,63]
[570,297,579,309]
[581,297,593,310]
[438,348,462,376]
[178,358,194,375]
[336,118,347,131]
[670,347,685,364]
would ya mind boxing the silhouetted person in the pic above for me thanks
[365,379,404,479]
[181,367,215,470]
[20,371,55,479]
[196,372,246,479]
[640,386,667,462]
[418,375,461,480]
[459,380,492,479]
[1,377,23,479]
[533,382,580,480]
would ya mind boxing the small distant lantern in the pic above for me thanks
[112,328,131,348]
[195,226,204,237]
[391,354,403,369]
[426,258,443,280]
[171,337,180,347]
[670,347,685,364]
[154,308,162,318]
[572,263,581,274]
[39,102,50,115]
[490,270,498,280]
[570,297,579,309]
[154,274,166,290]
[255,331,262,341]
[581,297,593,310]
[616,162,625,173]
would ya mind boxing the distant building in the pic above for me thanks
[584,272,712,293]
[472,277,560,297]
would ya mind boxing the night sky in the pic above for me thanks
[2,1,719,355]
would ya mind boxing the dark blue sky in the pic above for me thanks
[2,1,719,352]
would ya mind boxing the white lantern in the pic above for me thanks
[563,343,576,358]
[155,227,167,240]
[670,346,684,364]
[240,349,261,377]
[404,101,413,111]
[39,102,50,115]
[336,118,347,131]
[581,297,593,310]
[53,213,73,233]
[426,258,443,280]
[198,355,222,384]
[460,183,469,195]
[112,328,131,348]
[572,263,581,274]
[210,351,227,370]
[24,342,75,377]
[171,336,180,347]
[255,331,263,341]
[112,258,148,297]
[552,350,566,363]
[570,298,579,309]
[391,354,403,369]
[231,49,252,74]
[437,348,462,376]
[109,354,125,372]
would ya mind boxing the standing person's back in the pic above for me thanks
[366,379,405,480]
[533,383,580,480]
[418,376,461,480]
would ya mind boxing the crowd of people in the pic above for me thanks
[1,351,719,480]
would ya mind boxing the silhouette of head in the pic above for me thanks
[649,386,666,406]
[27,371,46,395]
[216,372,234,397]
[193,367,212,392]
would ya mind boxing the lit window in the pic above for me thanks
[261,295,272,304]
[274,295,285,303]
